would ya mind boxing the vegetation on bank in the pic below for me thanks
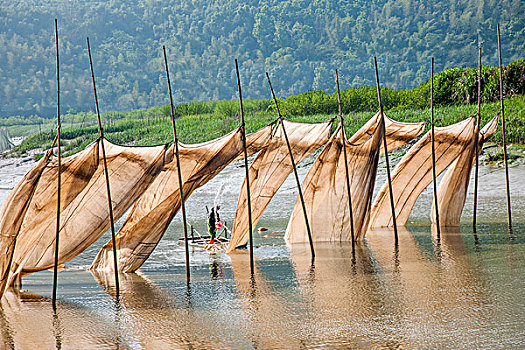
[276,59,525,116]
[3,59,524,158]
[7,94,524,160]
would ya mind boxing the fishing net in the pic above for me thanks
[285,122,382,243]
[91,124,273,272]
[349,112,425,153]
[1,139,166,297]
[0,152,51,297]
[369,116,477,227]
[369,115,499,228]
[431,115,499,226]
[227,119,333,252]
[285,113,425,244]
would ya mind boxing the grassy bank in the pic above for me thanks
[6,95,524,160]
[3,60,524,158]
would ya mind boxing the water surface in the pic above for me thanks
[1,157,524,349]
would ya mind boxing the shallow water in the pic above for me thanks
[1,156,524,349]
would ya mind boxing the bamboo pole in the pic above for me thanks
[335,70,356,252]
[497,24,512,229]
[163,46,191,281]
[373,57,398,243]
[52,18,61,311]
[87,37,120,297]
[266,72,315,259]
[473,47,482,232]
[235,59,255,275]
[430,58,441,239]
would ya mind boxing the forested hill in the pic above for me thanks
[1,0,524,118]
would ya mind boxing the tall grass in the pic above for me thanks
[9,95,524,159]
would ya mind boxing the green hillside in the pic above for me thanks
[1,0,524,117]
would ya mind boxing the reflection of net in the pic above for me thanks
[370,115,499,228]
[227,119,333,251]
[286,113,425,243]
[91,124,273,273]
[0,139,167,297]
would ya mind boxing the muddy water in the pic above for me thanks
[1,155,524,349]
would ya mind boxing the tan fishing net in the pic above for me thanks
[431,115,499,226]
[370,115,499,228]
[350,112,425,153]
[0,112,502,299]
[0,139,166,298]
[91,125,273,272]
[285,113,425,244]
[285,122,383,243]
[0,152,51,297]
[369,117,477,227]
[227,119,333,251]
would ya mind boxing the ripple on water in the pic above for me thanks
[1,160,525,348]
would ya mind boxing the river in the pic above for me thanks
[0,154,524,349]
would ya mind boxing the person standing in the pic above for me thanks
[207,206,217,244]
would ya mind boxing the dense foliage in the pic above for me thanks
[1,0,524,117]
[276,59,525,116]
[3,59,524,133]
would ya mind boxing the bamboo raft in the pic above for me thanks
[177,224,230,252]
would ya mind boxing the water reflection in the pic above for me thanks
[289,242,394,348]
[91,269,226,349]
[230,252,304,349]
[2,224,523,349]
[366,226,491,348]
[210,257,226,280]
[0,289,121,348]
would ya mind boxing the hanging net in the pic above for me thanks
[0,139,167,297]
[285,112,425,243]
[91,124,273,272]
[227,119,333,252]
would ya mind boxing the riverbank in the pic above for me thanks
[3,95,525,159]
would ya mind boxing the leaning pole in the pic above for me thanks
[52,18,61,311]
[497,24,512,230]
[266,72,315,260]
[163,46,191,282]
[430,57,441,239]
[373,57,398,244]
[335,70,356,253]
[235,59,255,275]
[473,47,482,232]
[87,37,120,298]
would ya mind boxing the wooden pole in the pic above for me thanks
[430,58,441,239]
[163,46,191,282]
[87,37,120,297]
[52,18,61,311]
[235,59,255,275]
[473,47,482,232]
[497,24,512,229]
[266,72,315,259]
[335,70,356,252]
[373,57,398,243]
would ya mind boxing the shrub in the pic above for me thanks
[504,59,525,96]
